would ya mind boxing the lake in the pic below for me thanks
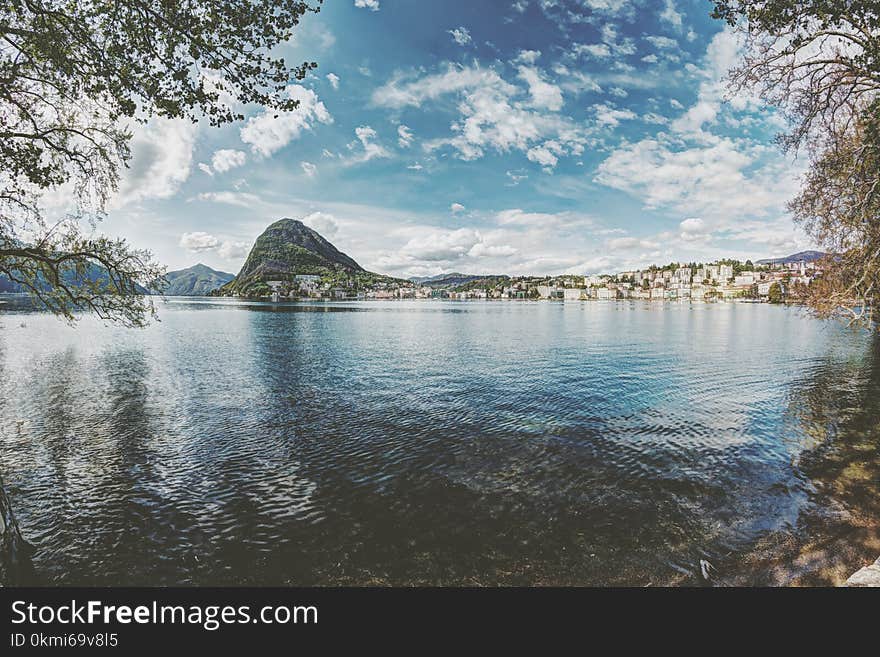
[1,298,878,585]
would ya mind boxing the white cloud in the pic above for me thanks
[198,163,213,176]
[659,0,683,30]
[401,228,481,261]
[217,241,251,260]
[574,43,611,59]
[514,50,541,64]
[645,36,679,50]
[113,118,197,207]
[468,242,518,257]
[302,211,338,237]
[196,191,262,207]
[180,231,221,252]
[592,103,637,128]
[374,64,585,168]
[397,124,414,148]
[595,137,797,223]
[240,85,332,157]
[301,161,317,177]
[527,141,564,168]
[211,149,246,173]
[517,66,564,111]
[448,27,472,46]
[326,73,340,89]
[450,202,465,214]
[354,0,379,10]
[679,217,711,242]
[350,125,391,163]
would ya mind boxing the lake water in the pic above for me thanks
[1,298,878,585]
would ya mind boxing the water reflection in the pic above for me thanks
[726,331,880,585]
[0,300,878,585]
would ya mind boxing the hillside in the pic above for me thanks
[756,250,827,266]
[220,218,403,296]
[0,261,149,295]
[411,272,508,289]
[157,263,234,296]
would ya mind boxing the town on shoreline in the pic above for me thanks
[257,255,822,303]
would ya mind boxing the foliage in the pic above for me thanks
[1,1,321,324]
[768,281,784,303]
[712,0,880,326]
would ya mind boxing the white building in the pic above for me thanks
[536,285,561,299]
[563,288,587,301]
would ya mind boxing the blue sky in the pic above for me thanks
[88,0,813,277]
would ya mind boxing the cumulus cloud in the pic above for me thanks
[373,64,585,169]
[595,137,797,223]
[211,149,246,173]
[354,0,379,10]
[593,26,800,236]
[517,66,564,111]
[114,118,197,207]
[217,241,251,260]
[448,27,472,46]
[180,231,221,252]
[450,202,465,214]
[301,161,317,177]
[527,141,564,169]
[326,73,340,89]
[240,85,332,157]
[302,211,339,237]
[679,217,711,242]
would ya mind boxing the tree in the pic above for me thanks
[768,281,784,304]
[712,1,880,326]
[1,0,321,326]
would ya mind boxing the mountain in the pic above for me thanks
[221,217,400,296]
[410,272,507,288]
[158,263,234,296]
[756,250,827,266]
[0,261,149,294]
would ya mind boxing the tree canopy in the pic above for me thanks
[713,0,880,326]
[1,0,321,326]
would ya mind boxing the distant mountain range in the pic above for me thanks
[755,250,827,266]
[410,272,508,288]
[217,217,403,296]
[157,263,234,296]
[0,261,149,295]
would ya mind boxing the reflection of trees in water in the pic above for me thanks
[732,332,880,585]
[794,331,880,516]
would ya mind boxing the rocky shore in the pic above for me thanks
[846,557,880,586]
